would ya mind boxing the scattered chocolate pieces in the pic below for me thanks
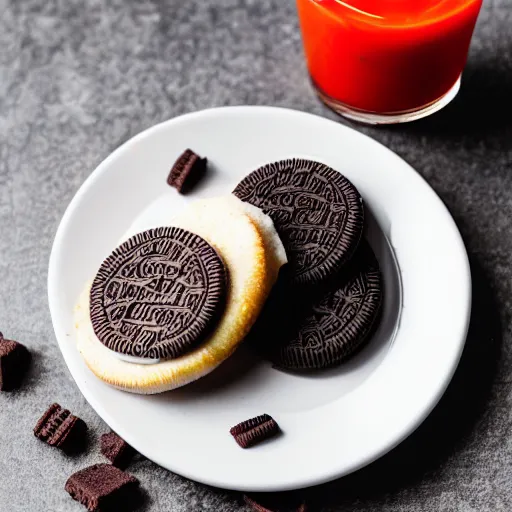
[34,403,87,452]
[244,494,308,512]
[0,333,31,391]
[167,148,207,194]
[65,463,139,512]
[230,414,279,448]
[101,431,135,469]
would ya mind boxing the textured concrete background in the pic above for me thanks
[0,0,511,510]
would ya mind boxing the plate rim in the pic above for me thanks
[48,105,471,491]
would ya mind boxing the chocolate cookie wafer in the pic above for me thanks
[90,226,227,360]
[233,159,364,286]
[270,242,382,370]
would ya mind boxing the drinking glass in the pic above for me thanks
[296,0,483,124]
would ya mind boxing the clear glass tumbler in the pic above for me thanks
[296,0,483,124]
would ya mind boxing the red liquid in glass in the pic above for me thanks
[297,0,483,113]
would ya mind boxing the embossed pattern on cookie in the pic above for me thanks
[274,242,382,370]
[90,227,227,360]
[233,159,364,286]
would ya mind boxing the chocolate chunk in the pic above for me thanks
[233,158,364,286]
[244,494,308,512]
[230,414,279,448]
[65,463,139,512]
[90,226,227,360]
[244,495,274,512]
[167,149,207,194]
[0,334,31,391]
[34,403,87,452]
[101,431,135,469]
[271,242,382,370]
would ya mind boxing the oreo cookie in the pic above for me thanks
[90,227,227,360]
[233,159,364,286]
[267,242,382,370]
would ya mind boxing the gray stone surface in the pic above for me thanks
[0,0,511,510]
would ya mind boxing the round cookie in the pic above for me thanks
[74,196,288,394]
[90,227,226,360]
[233,158,364,286]
[271,242,382,370]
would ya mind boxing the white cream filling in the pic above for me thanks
[103,348,161,365]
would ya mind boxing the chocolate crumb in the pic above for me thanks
[101,431,136,469]
[230,414,279,449]
[34,403,87,452]
[65,463,139,512]
[0,334,31,391]
[167,148,207,194]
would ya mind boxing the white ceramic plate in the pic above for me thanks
[48,106,471,492]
